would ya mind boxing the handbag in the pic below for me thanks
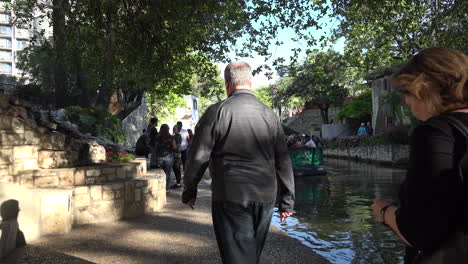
[413,115,468,264]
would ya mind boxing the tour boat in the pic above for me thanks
[289,147,327,176]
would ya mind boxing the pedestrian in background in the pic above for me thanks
[177,121,189,169]
[155,124,176,192]
[358,123,368,135]
[147,118,159,168]
[135,129,150,158]
[171,125,182,189]
[366,122,374,136]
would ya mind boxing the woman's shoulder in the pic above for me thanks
[412,113,468,140]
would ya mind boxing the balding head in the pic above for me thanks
[224,62,252,87]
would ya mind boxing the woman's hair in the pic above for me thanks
[392,47,468,115]
[159,124,171,138]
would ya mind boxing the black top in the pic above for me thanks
[396,112,468,252]
[148,126,158,147]
[135,134,149,155]
[182,89,295,213]
[155,135,174,157]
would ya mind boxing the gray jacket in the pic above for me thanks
[182,89,295,213]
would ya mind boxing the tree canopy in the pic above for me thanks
[285,50,349,124]
[12,0,328,111]
[11,0,467,122]
[327,0,467,76]
[336,89,372,121]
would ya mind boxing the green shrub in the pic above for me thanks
[337,90,372,121]
[65,106,128,144]
[106,151,135,163]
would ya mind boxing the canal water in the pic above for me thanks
[272,158,407,264]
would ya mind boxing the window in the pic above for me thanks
[0,62,11,74]
[0,50,10,61]
[15,28,29,39]
[0,37,10,48]
[0,14,11,24]
[192,99,198,110]
[0,2,7,12]
[0,26,11,36]
[16,40,27,50]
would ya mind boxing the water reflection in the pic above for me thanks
[272,158,407,264]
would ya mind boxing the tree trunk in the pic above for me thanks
[52,0,68,108]
[319,104,329,124]
[95,4,117,111]
[77,71,89,107]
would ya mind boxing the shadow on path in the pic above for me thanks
[29,181,330,264]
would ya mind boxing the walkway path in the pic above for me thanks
[4,180,330,264]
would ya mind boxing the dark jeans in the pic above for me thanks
[156,155,174,190]
[172,157,182,184]
[181,149,188,169]
[211,200,274,264]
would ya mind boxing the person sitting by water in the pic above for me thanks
[357,123,367,135]
[135,129,150,158]
[304,135,316,148]
[290,135,304,148]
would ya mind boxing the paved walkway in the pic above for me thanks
[4,181,330,264]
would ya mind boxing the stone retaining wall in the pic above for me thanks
[0,95,167,254]
[0,168,166,244]
[0,96,106,178]
[323,144,410,164]
[2,158,146,188]
[73,175,165,225]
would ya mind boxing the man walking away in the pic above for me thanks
[182,62,295,264]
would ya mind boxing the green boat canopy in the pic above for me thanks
[289,148,324,167]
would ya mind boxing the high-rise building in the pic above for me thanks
[0,0,31,76]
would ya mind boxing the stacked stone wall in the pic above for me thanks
[0,95,166,251]
[73,175,165,225]
[0,96,107,182]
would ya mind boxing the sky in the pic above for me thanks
[217,11,345,89]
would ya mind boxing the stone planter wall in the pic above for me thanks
[2,158,146,188]
[0,95,166,250]
[323,144,410,164]
[73,175,165,225]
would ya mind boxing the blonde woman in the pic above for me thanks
[371,47,468,263]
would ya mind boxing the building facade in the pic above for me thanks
[0,0,31,76]
[175,95,199,131]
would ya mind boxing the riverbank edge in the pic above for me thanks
[324,144,409,168]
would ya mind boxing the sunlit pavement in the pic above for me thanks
[9,181,329,264]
